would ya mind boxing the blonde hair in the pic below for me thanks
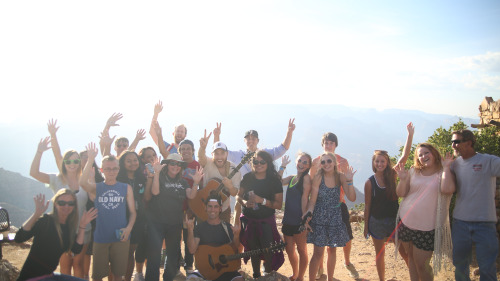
[414,143,443,172]
[316,152,340,186]
[51,189,79,250]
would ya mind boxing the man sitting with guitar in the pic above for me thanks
[186,194,243,281]
[195,130,241,223]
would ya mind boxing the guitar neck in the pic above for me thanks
[214,152,252,194]
[225,246,280,261]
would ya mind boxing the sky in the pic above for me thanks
[1,0,499,125]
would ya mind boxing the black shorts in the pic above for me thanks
[341,202,354,240]
[282,223,301,236]
[398,221,434,251]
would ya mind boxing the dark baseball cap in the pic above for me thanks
[244,130,258,138]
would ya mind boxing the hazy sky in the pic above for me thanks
[1,0,499,124]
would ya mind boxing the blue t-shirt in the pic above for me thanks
[94,181,129,243]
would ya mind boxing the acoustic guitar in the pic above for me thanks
[195,241,286,280]
[189,151,254,221]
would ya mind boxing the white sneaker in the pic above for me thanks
[344,263,359,278]
[133,272,145,281]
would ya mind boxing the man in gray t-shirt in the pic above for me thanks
[442,129,500,281]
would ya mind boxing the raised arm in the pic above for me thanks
[197,129,212,167]
[281,118,296,150]
[76,207,98,245]
[213,122,221,143]
[79,142,98,200]
[440,152,456,195]
[186,166,204,199]
[340,166,357,202]
[30,137,52,184]
[129,129,146,152]
[151,158,166,196]
[278,155,291,180]
[395,163,411,197]
[186,215,200,254]
[98,131,115,157]
[100,113,122,155]
[149,101,163,146]
[20,194,49,231]
[153,121,169,159]
[395,122,415,167]
[47,119,63,171]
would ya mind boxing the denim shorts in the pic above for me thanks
[368,215,396,240]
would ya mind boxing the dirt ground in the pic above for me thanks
[3,220,494,281]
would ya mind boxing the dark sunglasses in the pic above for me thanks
[56,200,76,207]
[169,161,183,167]
[320,159,333,165]
[252,159,267,165]
[297,159,309,165]
[64,159,81,165]
[451,139,465,144]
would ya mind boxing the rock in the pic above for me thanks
[0,259,20,281]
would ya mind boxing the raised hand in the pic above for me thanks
[135,129,146,140]
[213,122,221,137]
[85,142,99,160]
[33,194,49,217]
[199,129,212,149]
[344,165,357,182]
[154,100,163,115]
[152,156,166,173]
[288,118,296,132]
[407,122,415,135]
[79,207,98,228]
[231,221,241,236]
[394,163,408,179]
[443,152,454,168]
[281,155,291,167]
[106,113,123,128]
[152,120,162,137]
[47,119,59,136]
[185,214,195,231]
[37,137,52,153]
[99,131,115,147]
[193,166,204,183]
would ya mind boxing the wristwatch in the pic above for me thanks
[262,198,267,206]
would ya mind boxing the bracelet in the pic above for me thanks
[347,182,353,186]
[279,166,286,170]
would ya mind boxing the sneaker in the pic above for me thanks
[344,263,359,278]
[315,267,323,280]
[133,272,145,281]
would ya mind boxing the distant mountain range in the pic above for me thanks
[0,168,54,227]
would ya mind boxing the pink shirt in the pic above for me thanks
[399,169,441,231]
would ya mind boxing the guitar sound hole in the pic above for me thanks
[219,255,227,264]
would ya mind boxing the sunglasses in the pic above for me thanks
[116,144,129,148]
[169,161,183,167]
[451,139,465,144]
[320,159,333,165]
[64,159,81,165]
[252,159,267,165]
[56,200,76,207]
[297,159,309,165]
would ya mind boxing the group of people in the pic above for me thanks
[15,101,500,281]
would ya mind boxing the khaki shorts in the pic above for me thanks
[92,241,130,279]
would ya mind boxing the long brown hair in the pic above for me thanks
[371,150,397,200]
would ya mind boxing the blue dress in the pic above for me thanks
[307,176,349,247]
